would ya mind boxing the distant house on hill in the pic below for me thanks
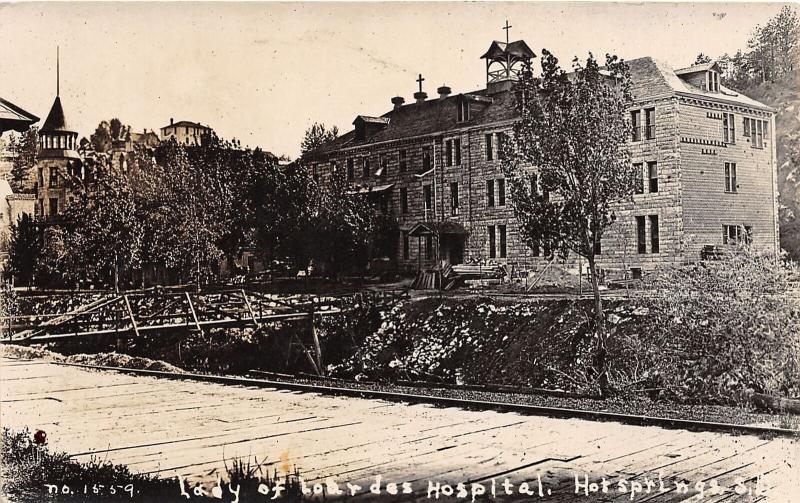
[160,118,213,146]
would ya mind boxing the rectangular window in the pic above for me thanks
[347,158,354,181]
[645,108,656,140]
[423,184,434,215]
[631,110,642,141]
[49,167,58,188]
[445,140,453,167]
[744,117,750,139]
[763,120,769,139]
[498,225,507,258]
[723,113,736,144]
[457,101,470,122]
[649,215,659,254]
[636,216,646,254]
[756,120,763,148]
[633,163,644,194]
[422,147,432,172]
[724,162,737,193]
[723,225,752,245]
[485,134,494,161]
[363,158,370,178]
[497,178,506,206]
[648,161,658,193]
[530,173,539,196]
[403,233,410,260]
[399,149,407,172]
[594,236,602,256]
[450,182,459,216]
[49,197,58,217]
[379,155,388,180]
[630,267,642,280]
[488,225,496,259]
[486,179,495,207]
[400,187,409,214]
[531,239,540,257]
[454,138,461,165]
[497,133,507,160]
[425,235,433,260]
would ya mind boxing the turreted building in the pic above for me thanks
[35,94,84,220]
[304,37,778,279]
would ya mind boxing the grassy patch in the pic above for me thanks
[1,428,303,502]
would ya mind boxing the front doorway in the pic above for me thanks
[440,234,465,265]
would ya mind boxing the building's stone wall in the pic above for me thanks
[596,97,685,277]
[311,92,777,277]
[35,157,72,218]
[676,98,778,258]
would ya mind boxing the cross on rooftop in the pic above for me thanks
[503,20,512,44]
[416,74,425,93]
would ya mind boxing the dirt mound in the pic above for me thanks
[65,352,185,373]
[1,344,184,374]
[0,344,66,362]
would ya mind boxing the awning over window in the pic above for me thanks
[407,221,468,237]
[347,183,395,195]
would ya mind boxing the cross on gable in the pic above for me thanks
[416,74,425,93]
[503,20,512,44]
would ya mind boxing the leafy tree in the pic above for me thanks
[62,161,143,291]
[90,118,128,153]
[34,226,80,288]
[300,123,339,155]
[90,121,112,152]
[7,127,39,193]
[7,213,40,287]
[694,53,713,65]
[134,139,224,286]
[298,166,373,276]
[502,51,635,396]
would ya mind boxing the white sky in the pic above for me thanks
[0,2,791,158]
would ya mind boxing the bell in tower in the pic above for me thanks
[480,21,535,93]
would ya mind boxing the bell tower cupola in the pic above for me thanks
[480,21,535,94]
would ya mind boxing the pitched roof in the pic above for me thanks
[674,61,721,75]
[129,131,160,146]
[40,96,76,133]
[0,97,40,134]
[353,115,390,125]
[308,56,772,159]
[627,57,772,111]
[161,120,211,130]
[480,40,536,60]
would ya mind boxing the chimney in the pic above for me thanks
[170,118,174,126]
[413,91,428,104]
[437,85,451,99]
[391,96,405,110]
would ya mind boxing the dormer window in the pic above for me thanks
[706,71,720,92]
[457,100,470,122]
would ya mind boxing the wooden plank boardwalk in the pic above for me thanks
[1,357,798,501]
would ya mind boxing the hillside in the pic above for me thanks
[743,72,800,260]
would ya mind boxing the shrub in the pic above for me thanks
[633,247,800,403]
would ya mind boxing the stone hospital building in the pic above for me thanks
[304,38,779,279]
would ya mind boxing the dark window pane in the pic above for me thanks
[649,215,659,254]
[636,216,646,254]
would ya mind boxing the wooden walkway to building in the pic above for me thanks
[1,357,798,501]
